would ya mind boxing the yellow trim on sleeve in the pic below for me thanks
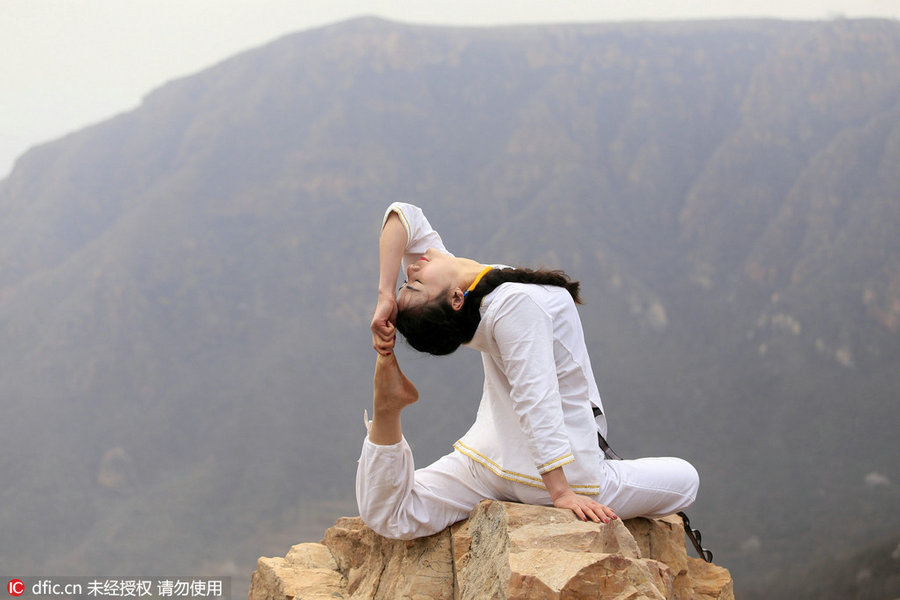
[394,207,411,240]
[537,455,576,474]
[537,452,576,471]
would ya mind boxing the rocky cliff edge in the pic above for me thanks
[249,500,733,600]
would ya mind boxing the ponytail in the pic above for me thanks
[396,267,582,356]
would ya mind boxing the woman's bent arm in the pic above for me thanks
[371,212,407,355]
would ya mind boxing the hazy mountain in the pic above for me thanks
[1,17,898,597]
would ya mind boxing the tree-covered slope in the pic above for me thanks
[0,17,897,596]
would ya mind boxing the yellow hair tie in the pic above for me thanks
[464,266,493,298]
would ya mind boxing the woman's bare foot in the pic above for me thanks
[374,352,418,410]
[368,353,418,445]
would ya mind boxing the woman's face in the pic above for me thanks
[397,248,459,309]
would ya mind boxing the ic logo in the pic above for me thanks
[7,580,24,597]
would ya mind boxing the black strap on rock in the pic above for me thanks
[592,407,714,563]
[678,511,714,563]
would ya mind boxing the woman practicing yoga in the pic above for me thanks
[357,202,699,540]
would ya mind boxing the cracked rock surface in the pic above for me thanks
[249,500,733,600]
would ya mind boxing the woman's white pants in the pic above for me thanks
[356,435,699,540]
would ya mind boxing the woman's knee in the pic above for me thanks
[669,457,700,509]
[363,516,420,540]
[597,457,698,519]
[358,495,446,540]
[358,501,414,540]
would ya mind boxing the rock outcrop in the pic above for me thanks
[249,500,733,600]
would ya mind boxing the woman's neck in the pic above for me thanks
[456,257,490,290]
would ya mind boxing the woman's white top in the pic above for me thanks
[383,202,608,495]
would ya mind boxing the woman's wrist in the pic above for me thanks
[541,466,572,501]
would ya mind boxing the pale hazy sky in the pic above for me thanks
[2,1,899,179]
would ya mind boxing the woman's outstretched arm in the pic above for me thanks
[371,212,407,355]
[542,467,618,524]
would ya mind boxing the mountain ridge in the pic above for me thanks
[1,17,898,599]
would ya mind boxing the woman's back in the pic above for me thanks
[456,281,607,494]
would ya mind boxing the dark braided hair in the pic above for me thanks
[396,267,582,356]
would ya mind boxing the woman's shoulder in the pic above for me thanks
[482,281,561,317]
[490,279,566,299]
